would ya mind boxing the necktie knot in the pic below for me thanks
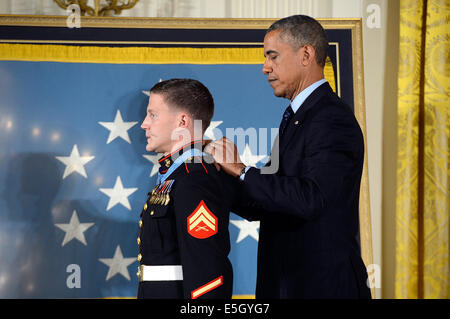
[279,105,294,135]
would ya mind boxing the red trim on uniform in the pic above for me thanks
[195,156,208,174]
[191,276,223,299]
[158,140,203,163]
[158,154,170,164]
[185,161,190,173]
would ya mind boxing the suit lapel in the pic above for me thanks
[279,82,334,154]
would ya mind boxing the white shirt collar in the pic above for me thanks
[290,78,327,113]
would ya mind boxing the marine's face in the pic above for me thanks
[141,93,179,154]
[262,30,304,101]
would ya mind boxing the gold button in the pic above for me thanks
[150,210,154,216]
[137,253,142,262]
[144,203,148,210]
[139,220,143,228]
[137,237,141,245]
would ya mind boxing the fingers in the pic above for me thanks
[223,138,242,164]
[202,139,212,147]
[204,138,223,151]
[204,139,223,158]
[203,137,243,165]
[204,142,214,155]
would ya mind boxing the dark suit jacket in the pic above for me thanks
[234,82,371,299]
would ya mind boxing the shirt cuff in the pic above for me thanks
[239,166,251,181]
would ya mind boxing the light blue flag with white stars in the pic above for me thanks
[0,55,286,298]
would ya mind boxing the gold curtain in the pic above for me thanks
[396,0,449,298]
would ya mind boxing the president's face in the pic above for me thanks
[141,93,179,154]
[262,30,304,101]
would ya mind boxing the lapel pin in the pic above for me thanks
[294,121,299,125]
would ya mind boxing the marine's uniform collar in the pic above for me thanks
[158,140,203,174]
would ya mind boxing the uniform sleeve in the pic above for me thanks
[173,171,233,299]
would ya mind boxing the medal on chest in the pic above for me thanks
[149,179,174,206]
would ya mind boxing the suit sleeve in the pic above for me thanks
[173,172,233,299]
[218,170,265,222]
[243,105,364,221]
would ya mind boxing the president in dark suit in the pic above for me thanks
[206,15,371,299]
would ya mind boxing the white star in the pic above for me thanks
[98,109,138,144]
[55,144,95,179]
[99,176,138,211]
[54,210,95,247]
[142,79,163,96]
[99,245,136,281]
[142,153,161,177]
[230,218,260,243]
[204,120,223,140]
[240,144,267,167]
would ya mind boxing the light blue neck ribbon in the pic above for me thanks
[157,148,205,185]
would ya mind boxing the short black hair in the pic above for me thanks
[267,15,329,67]
[149,78,214,132]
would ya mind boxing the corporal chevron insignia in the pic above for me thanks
[187,200,217,239]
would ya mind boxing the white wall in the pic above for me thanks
[0,0,363,18]
[1,0,396,298]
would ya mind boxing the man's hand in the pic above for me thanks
[204,137,246,178]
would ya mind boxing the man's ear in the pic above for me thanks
[171,113,192,145]
[177,112,191,128]
[301,44,316,66]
